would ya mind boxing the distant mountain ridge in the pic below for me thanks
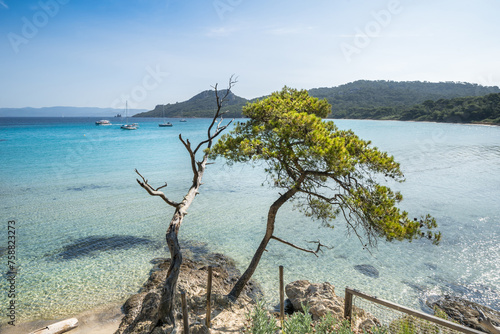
[133,89,248,118]
[3,81,499,122]
[0,106,147,117]
[135,80,500,120]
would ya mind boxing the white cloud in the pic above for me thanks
[0,0,8,9]
[266,25,316,36]
[205,26,239,37]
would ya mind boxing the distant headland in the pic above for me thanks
[2,80,499,125]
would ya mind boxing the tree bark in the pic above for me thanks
[157,211,183,325]
[228,186,298,300]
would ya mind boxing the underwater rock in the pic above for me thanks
[424,262,438,270]
[354,264,380,278]
[66,184,110,191]
[52,235,154,260]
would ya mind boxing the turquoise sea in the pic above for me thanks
[0,117,499,325]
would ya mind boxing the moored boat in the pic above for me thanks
[121,102,137,130]
[159,105,173,127]
[121,124,137,130]
[95,120,111,125]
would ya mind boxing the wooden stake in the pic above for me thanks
[279,265,285,328]
[206,265,213,328]
[344,287,353,325]
[181,291,190,334]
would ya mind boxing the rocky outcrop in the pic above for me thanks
[428,295,500,334]
[284,280,380,332]
[285,281,344,320]
[114,252,262,334]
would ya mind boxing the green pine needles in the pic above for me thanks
[210,87,441,248]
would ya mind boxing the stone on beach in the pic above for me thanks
[284,280,380,332]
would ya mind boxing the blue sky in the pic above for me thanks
[1,0,499,110]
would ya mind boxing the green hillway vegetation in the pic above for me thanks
[134,80,500,125]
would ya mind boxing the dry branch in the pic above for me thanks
[135,169,179,207]
[270,235,319,257]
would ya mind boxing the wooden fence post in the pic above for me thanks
[181,291,190,334]
[344,287,353,325]
[279,265,285,327]
[206,266,213,328]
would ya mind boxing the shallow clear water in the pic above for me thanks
[0,117,499,324]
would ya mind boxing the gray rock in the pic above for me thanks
[428,295,500,334]
[285,280,344,320]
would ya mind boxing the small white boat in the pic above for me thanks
[179,119,187,122]
[121,124,137,130]
[121,102,137,130]
[159,105,173,127]
[95,120,111,125]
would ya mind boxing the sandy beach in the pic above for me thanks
[0,304,123,334]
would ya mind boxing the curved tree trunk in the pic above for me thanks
[228,186,298,300]
[158,159,206,326]
[157,211,183,325]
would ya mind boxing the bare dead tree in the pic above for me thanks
[134,77,236,328]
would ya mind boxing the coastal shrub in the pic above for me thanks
[387,314,446,334]
[243,301,356,334]
[364,305,459,334]
[243,299,279,334]
[369,325,389,334]
[283,304,313,333]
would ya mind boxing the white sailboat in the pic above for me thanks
[121,101,137,130]
[159,105,172,127]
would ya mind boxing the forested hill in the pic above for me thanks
[311,80,500,117]
[135,80,500,122]
[398,93,500,124]
[133,89,248,118]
